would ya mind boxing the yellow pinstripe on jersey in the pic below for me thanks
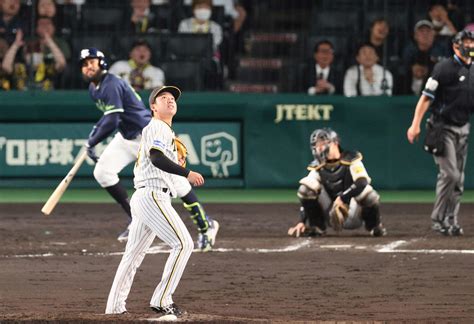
[152,191,185,307]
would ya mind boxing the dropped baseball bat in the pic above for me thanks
[41,149,88,216]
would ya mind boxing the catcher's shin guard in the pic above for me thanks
[355,185,382,231]
[355,185,380,207]
[361,204,381,231]
[300,199,326,231]
[184,201,210,233]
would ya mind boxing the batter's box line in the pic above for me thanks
[376,239,474,254]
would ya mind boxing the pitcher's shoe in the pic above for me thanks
[151,303,185,321]
[117,226,130,242]
[197,220,219,251]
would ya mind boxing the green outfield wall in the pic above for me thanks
[0,91,462,189]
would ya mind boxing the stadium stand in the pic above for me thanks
[4,0,474,92]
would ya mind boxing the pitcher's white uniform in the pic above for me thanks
[105,118,193,314]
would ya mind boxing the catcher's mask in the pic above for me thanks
[310,128,339,163]
[453,30,474,59]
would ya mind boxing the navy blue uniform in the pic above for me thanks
[88,73,151,145]
[85,71,151,242]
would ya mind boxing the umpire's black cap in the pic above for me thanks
[149,86,181,106]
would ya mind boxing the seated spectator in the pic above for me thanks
[181,0,247,77]
[37,0,56,18]
[429,3,457,37]
[37,0,75,38]
[109,39,164,91]
[0,0,23,45]
[231,1,246,33]
[1,30,27,90]
[307,40,342,95]
[128,0,162,33]
[364,17,399,65]
[409,58,429,96]
[178,0,223,89]
[183,0,247,32]
[402,20,450,72]
[179,0,223,56]
[343,43,393,97]
[4,17,70,90]
[0,36,12,90]
[446,0,465,31]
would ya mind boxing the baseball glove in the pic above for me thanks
[330,203,349,232]
[175,137,187,167]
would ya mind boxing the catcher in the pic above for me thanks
[288,128,386,237]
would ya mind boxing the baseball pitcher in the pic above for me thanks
[106,86,202,319]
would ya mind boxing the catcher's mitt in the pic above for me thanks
[175,137,188,167]
[330,203,349,232]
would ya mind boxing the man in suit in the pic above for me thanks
[307,40,341,95]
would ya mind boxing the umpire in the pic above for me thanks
[407,29,474,236]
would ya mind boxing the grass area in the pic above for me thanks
[0,188,469,204]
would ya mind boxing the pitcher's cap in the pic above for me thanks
[149,86,181,106]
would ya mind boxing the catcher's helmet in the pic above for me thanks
[310,128,339,161]
[79,48,108,70]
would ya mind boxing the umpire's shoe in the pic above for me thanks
[151,303,185,321]
[431,221,451,236]
[449,225,464,236]
[433,222,464,236]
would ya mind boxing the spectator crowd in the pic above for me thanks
[0,0,472,95]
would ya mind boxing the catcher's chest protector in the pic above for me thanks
[319,163,353,200]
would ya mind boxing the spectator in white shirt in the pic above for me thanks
[343,43,393,97]
[178,0,223,56]
[109,39,164,91]
[178,0,223,61]
[183,0,246,32]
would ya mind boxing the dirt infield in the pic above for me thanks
[0,202,473,323]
